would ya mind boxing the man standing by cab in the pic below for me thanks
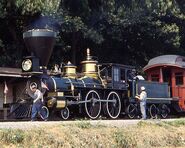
[136,86,147,120]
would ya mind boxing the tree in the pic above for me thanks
[53,0,104,64]
[1,0,185,70]
[89,0,185,68]
[0,0,61,67]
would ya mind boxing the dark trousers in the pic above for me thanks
[31,102,42,120]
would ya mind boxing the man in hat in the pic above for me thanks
[136,86,147,120]
[30,83,45,121]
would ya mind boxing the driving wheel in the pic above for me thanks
[85,90,101,119]
[106,92,121,119]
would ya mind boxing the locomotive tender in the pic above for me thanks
[11,28,178,120]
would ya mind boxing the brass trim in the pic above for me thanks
[63,62,77,78]
[98,65,106,88]
[56,100,66,108]
[58,92,64,96]
[128,90,130,97]
[47,97,57,108]
[81,48,99,79]
[48,92,64,97]
[64,65,77,68]
[64,68,76,74]
[81,60,98,64]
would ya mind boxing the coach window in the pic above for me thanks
[175,72,183,85]
[151,74,159,82]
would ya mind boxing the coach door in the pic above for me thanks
[162,68,172,96]
[173,71,184,98]
[172,70,185,109]
[174,71,185,110]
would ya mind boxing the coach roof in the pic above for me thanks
[143,55,185,71]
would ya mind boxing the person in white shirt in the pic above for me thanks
[136,86,147,120]
[30,84,44,121]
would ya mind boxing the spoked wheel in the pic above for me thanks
[160,104,170,119]
[39,106,49,120]
[149,104,158,119]
[127,104,137,119]
[61,107,70,120]
[106,92,121,119]
[85,90,101,119]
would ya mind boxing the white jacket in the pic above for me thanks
[139,91,147,102]
[32,89,43,103]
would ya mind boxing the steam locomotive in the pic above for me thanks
[10,29,180,120]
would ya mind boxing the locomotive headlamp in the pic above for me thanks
[22,59,32,71]
[21,57,40,72]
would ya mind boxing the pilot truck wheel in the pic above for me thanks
[39,106,49,120]
[61,107,70,120]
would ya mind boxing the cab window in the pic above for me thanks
[113,68,119,82]
[120,69,125,82]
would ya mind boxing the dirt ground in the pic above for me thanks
[0,118,179,129]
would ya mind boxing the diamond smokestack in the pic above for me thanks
[23,29,57,67]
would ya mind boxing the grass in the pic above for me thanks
[1,119,185,147]
[164,119,185,127]
[0,129,24,144]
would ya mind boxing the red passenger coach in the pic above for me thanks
[143,55,185,111]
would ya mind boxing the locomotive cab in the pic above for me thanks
[99,63,135,90]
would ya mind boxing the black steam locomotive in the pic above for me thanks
[10,29,172,120]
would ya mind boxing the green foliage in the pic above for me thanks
[164,119,185,127]
[1,0,185,68]
[15,0,61,15]
[0,0,6,18]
